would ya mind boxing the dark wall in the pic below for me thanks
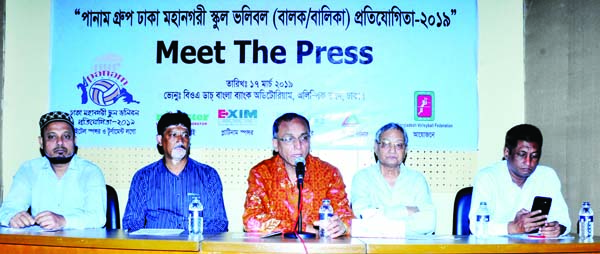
[525,0,600,233]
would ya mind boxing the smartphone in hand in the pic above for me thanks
[531,196,552,217]
[526,196,552,234]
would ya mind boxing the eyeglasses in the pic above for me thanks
[377,140,406,150]
[277,134,311,144]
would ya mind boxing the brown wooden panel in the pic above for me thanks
[0,244,197,254]
[0,229,199,253]
[201,232,365,254]
[360,235,600,254]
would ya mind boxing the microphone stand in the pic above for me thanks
[283,176,316,239]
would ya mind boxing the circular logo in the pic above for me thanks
[89,79,121,106]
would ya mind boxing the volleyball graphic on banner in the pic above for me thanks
[89,79,121,106]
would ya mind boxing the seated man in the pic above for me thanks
[469,124,570,237]
[0,111,107,230]
[351,123,436,235]
[122,111,228,233]
[243,112,353,238]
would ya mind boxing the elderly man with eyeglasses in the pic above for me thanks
[351,123,436,235]
[242,112,353,238]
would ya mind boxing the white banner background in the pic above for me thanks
[50,0,478,150]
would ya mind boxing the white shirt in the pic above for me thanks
[469,160,571,235]
[0,155,107,229]
[351,163,436,235]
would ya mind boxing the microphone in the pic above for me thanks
[283,156,315,239]
[295,157,306,185]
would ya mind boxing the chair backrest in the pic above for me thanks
[105,184,120,230]
[452,186,473,235]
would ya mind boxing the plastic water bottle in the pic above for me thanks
[188,194,203,235]
[579,201,594,238]
[474,201,490,238]
[319,199,334,238]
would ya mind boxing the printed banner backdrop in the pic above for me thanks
[50,0,478,150]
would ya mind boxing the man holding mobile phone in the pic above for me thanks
[469,124,570,237]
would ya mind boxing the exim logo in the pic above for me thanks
[217,109,258,125]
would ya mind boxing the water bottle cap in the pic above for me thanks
[583,201,591,206]
[322,199,331,204]
[480,201,487,205]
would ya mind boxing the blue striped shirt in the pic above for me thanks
[122,158,228,233]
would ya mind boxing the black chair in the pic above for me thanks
[105,184,120,229]
[27,184,120,229]
[452,186,473,235]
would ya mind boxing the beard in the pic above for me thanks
[171,147,188,161]
[42,146,78,165]
[46,154,75,164]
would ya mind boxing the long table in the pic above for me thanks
[1,228,600,253]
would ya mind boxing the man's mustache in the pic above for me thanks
[174,144,187,149]
[53,145,67,152]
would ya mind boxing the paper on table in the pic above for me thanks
[351,218,406,238]
[260,231,283,238]
[508,233,575,240]
[4,225,60,232]
[128,228,184,236]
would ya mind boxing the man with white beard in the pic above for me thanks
[122,111,228,233]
